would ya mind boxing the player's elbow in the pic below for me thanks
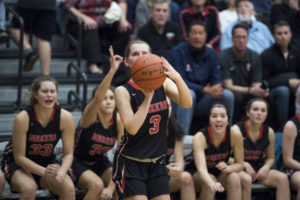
[14,155,25,168]
[124,125,138,136]
[282,156,291,168]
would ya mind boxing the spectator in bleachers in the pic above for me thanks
[10,0,57,75]
[179,0,221,50]
[125,0,138,25]
[221,0,274,54]
[233,98,290,200]
[132,0,151,37]
[137,0,182,58]
[219,23,268,124]
[219,0,238,33]
[282,109,300,200]
[65,0,132,74]
[170,0,189,22]
[56,0,66,36]
[185,103,248,200]
[270,0,300,46]
[169,22,234,135]
[261,20,300,131]
[133,0,184,38]
[251,0,274,27]
[165,98,196,200]
[219,0,256,33]
[0,75,76,200]
[0,0,8,43]
[69,46,123,200]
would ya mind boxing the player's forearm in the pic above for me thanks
[15,156,45,176]
[174,76,192,108]
[264,158,274,169]
[60,153,73,175]
[124,97,152,135]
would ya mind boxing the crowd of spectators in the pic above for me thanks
[2,0,300,198]
[2,0,300,134]
[1,0,299,129]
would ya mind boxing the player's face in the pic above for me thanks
[232,28,248,51]
[188,25,207,49]
[247,101,267,124]
[100,89,115,114]
[274,25,292,49]
[35,81,57,108]
[209,107,228,134]
[125,43,151,67]
[151,2,170,27]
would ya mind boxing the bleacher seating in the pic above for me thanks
[0,1,292,199]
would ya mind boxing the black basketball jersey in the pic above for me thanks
[74,111,117,162]
[1,105,62,166]
[291,115,300,162]
[116,81,169,159]
[25,105,62,164]
[236,120,269,171]
[203,126,231,169]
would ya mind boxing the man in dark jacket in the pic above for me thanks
[261,20,300,131]
[137,0,182,58]
[271,0,300,46]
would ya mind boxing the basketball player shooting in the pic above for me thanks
[112,40,192,200]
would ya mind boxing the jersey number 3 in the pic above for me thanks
[149,115,161,135]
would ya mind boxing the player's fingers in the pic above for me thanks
[115,55,123,62]
[109,45,114,56]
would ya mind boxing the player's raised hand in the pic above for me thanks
[161,57,180,81]
[109,45,123,72]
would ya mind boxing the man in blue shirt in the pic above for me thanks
[168,21,234,135]
[221,0,274,54]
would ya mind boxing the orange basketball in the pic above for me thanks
[131,54,166,90]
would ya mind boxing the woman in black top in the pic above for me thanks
[69,46,124,200]
[233,98,290,200]
[1,75,75,199]
[112,39,192,200]
[185,103,245,200]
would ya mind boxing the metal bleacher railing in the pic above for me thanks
[67,62,88,111]
[0,3,88,114]
[0,5,24,113]
[64,9,83,70]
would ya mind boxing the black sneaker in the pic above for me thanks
[0,30,8,44]
[23,51,38,72]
